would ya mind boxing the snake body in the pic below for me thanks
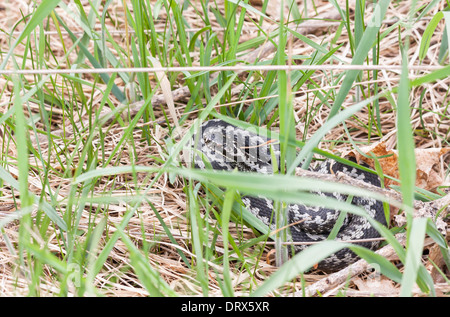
[191,119,386,272]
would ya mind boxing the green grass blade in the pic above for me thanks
[23,240,68,274]
[277,23,297,175]
[416,0,443,20]
[442,12,450,57]
[12,76,31,207]
[329,0,391,118]
[426,219,448,249]
[419,11,444,60]
[187,184,209,296]
[251,240,404,296]
[90,205,139,277]
[227,0,272,21]
[208,185,270,235]
[251,241,349,296]
[410,64,450,86]
[53,13,126,102]
[397,49,416,212]
[220,188,236,296]
[400,218,428,296]
[290,93,382,173]
[148,199,191,269]
[84,217,107,295]
[350,245,403,283]
[0,0,62,70]
[116,226,177,297]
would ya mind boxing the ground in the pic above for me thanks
[0,0,449,296]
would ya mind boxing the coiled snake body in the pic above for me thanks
[191,119,386,272]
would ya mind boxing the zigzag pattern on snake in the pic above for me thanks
[190,119,387,272]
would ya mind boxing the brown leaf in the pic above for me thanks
[428,244,449,284]
[353,276,398,296]
[345,141,398,188]
[345,141,450,191]
[414,148,450,190]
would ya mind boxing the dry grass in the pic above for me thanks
[0,0,449,296]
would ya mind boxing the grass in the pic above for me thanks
[0,0,449,296]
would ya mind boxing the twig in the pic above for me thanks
[291,164,449,297]
[294,166,449,233]
[0,64,443,76]
[296,234,406,297]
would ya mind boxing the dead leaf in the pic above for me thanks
[414,148,450,190]
[345,141,450,191]
[428,243,449,284]
[266,249,276,265]
[353,276,398,296]
[149,57,181,137]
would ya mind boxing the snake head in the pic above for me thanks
[191,119,281,173]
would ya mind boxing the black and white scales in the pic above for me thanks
[189,119,386,272]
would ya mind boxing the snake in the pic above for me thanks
[190,119,387,272]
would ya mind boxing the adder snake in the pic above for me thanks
[190,119,386,272]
